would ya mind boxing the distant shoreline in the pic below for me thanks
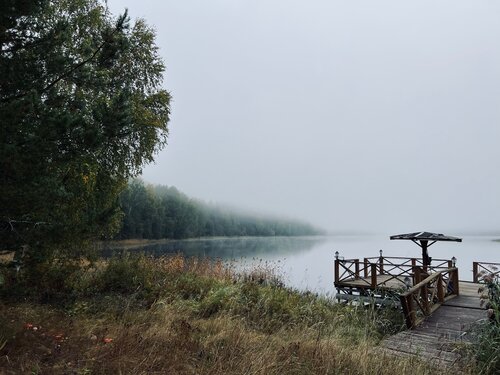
[101,235,325,249]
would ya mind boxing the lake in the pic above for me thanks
[105,235,500,295]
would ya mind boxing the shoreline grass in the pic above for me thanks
[0,254,478,374]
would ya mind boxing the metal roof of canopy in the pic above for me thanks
[389,231,462,267]
[390,231,462,243]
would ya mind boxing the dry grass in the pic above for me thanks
[0,303,449,375]
[0,252,13,264]
[0,254,479,374]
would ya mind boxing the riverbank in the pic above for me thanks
[0,254,480,374]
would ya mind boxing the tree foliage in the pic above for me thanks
[0,0,170,264]
[118,180,322,240]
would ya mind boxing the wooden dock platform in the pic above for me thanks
[333,256,500,367]
[380,281,486,366]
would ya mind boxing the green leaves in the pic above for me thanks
[0,1,170,265]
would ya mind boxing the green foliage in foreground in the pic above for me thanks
[118,179,323,239]
[0,1,170,266]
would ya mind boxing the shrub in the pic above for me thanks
[471,273,500,374]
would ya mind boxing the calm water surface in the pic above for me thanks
[107,235,500,294]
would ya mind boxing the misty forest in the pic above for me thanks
[118,180,321,239]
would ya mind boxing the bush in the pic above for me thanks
[472,273,500,374]
[98,254,153,294]
[0,259,84,302]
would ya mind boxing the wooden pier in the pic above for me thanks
[380,280,485,366]
[334,255,500,366]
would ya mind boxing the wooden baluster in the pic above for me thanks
[410,296,416,327]
[473,262,478,283]
[364,258,368,278]
[452,268,460,296]
[371,263,377,288]
[414,266,422,285]
[355,259,360,279]
[437,273,444,303]
[400,294,416,329]
[334,259,340,284]
[400,294,410,328]
[421,283,429,315]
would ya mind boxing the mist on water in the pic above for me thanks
[109,0,500,236]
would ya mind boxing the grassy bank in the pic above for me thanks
[0,255,477,374]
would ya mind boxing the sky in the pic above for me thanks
[108,0,500,234]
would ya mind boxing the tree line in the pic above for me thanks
[117,180,322,240]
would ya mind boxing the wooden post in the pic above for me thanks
[448,260,453,269]
[421,240,429,272]
[437,273,444,302]
[364,258,368,278]
[379,256,384,275]
[452,268,460,296]
[371,263,377,288]
[400,294,415,329]
[421,283,429,315]
[334,259,340,284]
[355,259,360,279]
[414,266,422,285]
[473,262,478,283]
[411,258,416,268]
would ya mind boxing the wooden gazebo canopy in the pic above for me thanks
[390,231,462,267]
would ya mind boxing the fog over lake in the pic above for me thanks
[109,0,500,235]
[109,235,500,294]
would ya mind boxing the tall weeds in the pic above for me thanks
[0,254,470,374]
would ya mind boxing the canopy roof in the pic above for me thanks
[390,231,462,243]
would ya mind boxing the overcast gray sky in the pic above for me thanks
[109,0,500,234]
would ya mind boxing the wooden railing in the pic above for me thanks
[473,261,500,283]
[399,267,459,328]
[335,256,453,290]
[334,258,373,287]
[363,256,451,274]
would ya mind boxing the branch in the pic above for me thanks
[1,11,129,104]
[2,218,50,230]
[1,40,107,104]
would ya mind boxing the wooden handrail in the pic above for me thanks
[363,256,449,261]
[401,270,444,297]
[400,267,458,328]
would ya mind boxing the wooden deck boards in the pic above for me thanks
[379,281,487,367]
[336,274,407,290]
